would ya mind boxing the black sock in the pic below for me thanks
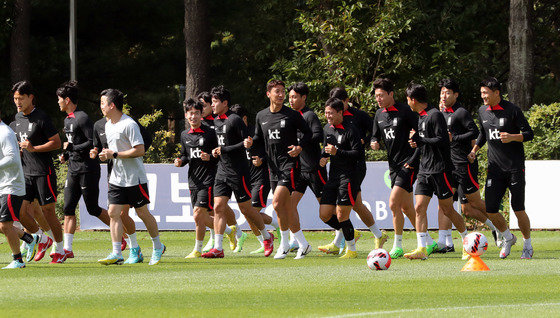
[13,253,23,262]
[21,233,34,244]
[340,219,355,241]
[324,215,342,230]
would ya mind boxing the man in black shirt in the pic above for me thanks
[405,83,468,260]
[469,77,533,259]
[10,81,65,264]
[197,91,215,129]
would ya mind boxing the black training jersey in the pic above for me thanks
[214,110,250,178]
[246,124,268,183]
[411,106,453,174]
[441,103,479,166]
[343,107,373,145]
[322,123,362,179]
[296,107,323,172]
[10,108,58,176]
[371,102,418,169]
[253,105,311,174]
[203,115,215,130]
[475,100,533,172]
[93,118,113,177]
[63,109,100,174]
[179,125,218,188]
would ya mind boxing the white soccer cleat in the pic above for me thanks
[294,244,312,260]
[520,247,533,259]
[499,234,517,259]
[273,247,289,259]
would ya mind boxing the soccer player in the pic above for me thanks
[197,91,215,129]
[57,81,113,258]
[370,78,419,258]
[0,109,42,269]
[319,87,387,254]
[10,81,65,264]
[202,85,273,258]
[468,77,533,259]
[319,98,362,259]
[287,82,326,253]
[405,82,468,260]
[175,98,222,258]
[96,89,165,265]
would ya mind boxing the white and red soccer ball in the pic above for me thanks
[367,249,391,270]
[463,232,489,257]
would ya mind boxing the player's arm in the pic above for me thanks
[361,111,374,144]
[335,128,360,159]
[415,114,446,146]
[221,117,247,153]
[370,112,381,150]
[175,132,189,167]
[504,107,533,143]
[474,108,487,148]
[26,133,62,152]
[295,112,312,148]
[104,122,145,159]
[69,117,94,152]
[0,135,19,169]
[452,109,479,142]
[308,113,324,145]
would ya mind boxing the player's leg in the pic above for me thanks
[509,170,532,259]
[62,172,82,257]
[403,194,430,259]
[99,202,125,265]
[1,194,40,268]
[272,184,292,258]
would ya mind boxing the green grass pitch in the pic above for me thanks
[0,230,559,317]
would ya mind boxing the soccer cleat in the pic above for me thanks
[496,233,504,248]
[201,248,224,258]
[233,232,248,253]
[275,227,281,243]
[20,242,28,257]
[149,244,166,265]
[521,247,533,259]
[389,247,404,258]
[98,253,124,265]
[202,237,214,253]
[339,230,363,255]
[375,232,389,249]
[462,248,470,260]
[35,236,53,262]
[274,247,289,259]
[226,225,238,250]
[50,252,68,264]
[499,234,517,259]
[444,245,455,253]
[2,260,25,269]
[289,240,299,252]
[185,250,202,259]
[263,232,274,257]
[427,242,439,255]
[339,249,358,259]
[491,230,498,246]
[404,247,428,260]
[64,249,74,259]
[124,247,144,264]
[121,237,127,251]
[294,244,312,260]
[318,243,340,255]
[26,234,40,262]
[250,245,265,254]
[434,244,447,254]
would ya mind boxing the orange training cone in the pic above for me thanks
[461,255,490,272]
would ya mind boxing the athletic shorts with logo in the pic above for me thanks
[108,183,150,208]
[452,161,479,204]
[415,171,456,200]
[64,172,102,217]
[485,169,525,214]
[389,165,417,193]
[214,175,252,203]
[0,194,24,222]
[251,178,270,208]
[270,164,301,194]
[190,186,213,211]
[295,167,328,198]
[24,168,57,205]
[320,175,358,207]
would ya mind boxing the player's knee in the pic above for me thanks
[193,208,203,223]
[86,204,102,218]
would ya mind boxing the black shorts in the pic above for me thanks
[453,187,469,205]
[320,175,359,207]
[64,172,102,217]
[390,165,417,193]
[190,186,213,211]
[108,183,150,208]
[453,161,480,197]
[354,162,367,191]
[485,169,525,214]
[270,165,301,194]
[251,180,271,208]
[415,171,456,200]
[214,175,252,203]
[24,170,58,206]
[295,167,328,198]
[0,194,24,222]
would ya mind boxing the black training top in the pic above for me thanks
[246,124,269,184]
[178,125,218,188]
[10,108,58,176]
[253,105,311,175]
[214,110,250,179]
[343,106,373,145]
[322,122,362,179]
[411,106,453,174]
[371,102,418,169]
[475,99,533,172]
[63,109,100,174]
[203,115,215,130]
[93,118,113,177]
[441,103,479,166]
[296,106,323,172]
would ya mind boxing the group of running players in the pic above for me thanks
[0,76,534,269]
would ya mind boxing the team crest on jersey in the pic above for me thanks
[222,125,227,133]
[28,123,33,131]
[422,122,426,130]
[280,119,285,128]
[393,118,398,126]
[199,138,204,146]
[487,179,492,187]
[447,117,452,126]
[499,118,505,127]
[337,135,342,144]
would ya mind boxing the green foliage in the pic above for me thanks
[140,108,180,163]
[54,160,67,218]
[525,102,560,160]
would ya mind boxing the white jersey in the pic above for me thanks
[105,114,148,187]
[0,121,25,196]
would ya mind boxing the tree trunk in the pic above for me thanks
[10,0,31,83]
[508,0,534,110]
[184,0,210,104]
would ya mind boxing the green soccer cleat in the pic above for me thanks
[389,247,404,259]
[233,232,248,253]
[250,245,265,254]
[98,253,124,265]
[124,247,144,264]
[427,242,439,255]
[2,260,25,269]
[375,232,389,249]
[202,237,214,253]
[20,242,28,258]
[149,244,166,265]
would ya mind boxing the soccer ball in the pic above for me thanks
[367,249,391,270]
[463,232,488,257]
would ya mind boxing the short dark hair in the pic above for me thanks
[230,104,248,119]
[480,77,501,91]
[372,78,394,93]
[210,85,231,104]
[325,97,344,112]
[12,80,34,95]
[438,78,460,93]
[183,98,203,113]
[100,88,125,111]
[406,82,428,104]
[196,91,211,103]
[56,80,79,104]
[287,82,309,97]
[267,79,285,92]
[329,87,348,101]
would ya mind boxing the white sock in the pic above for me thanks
[128,232,139,248]
[112,242,122,257]
[502,229,513,240]
[214,234,224,251]
[393,234,403,249]
[260,229,271,240]
[210,228,215,238]
[280,230,290,251]
[347,239,356,251]
[417,232,427,248]
[270,218,279,229]
[151,235,163,250]
[195,240,203,252]
[256,235,264,244]
[39,231,48,243]
[485,219,497,231]
[523,237,532,248]
[438,230,446,249]
[426,232,434,245]
[236,226,242,239]
[333,230,344,246]
[368,223,382,238]
[289,232,296,244]
[55,241,64,254]
[63,233,73,251]
[124,237,131,247]
[460,230,468,240]
[445,230,454,247]
[224,226,232,235]
[46,230,54,239]
[292,230,308,247]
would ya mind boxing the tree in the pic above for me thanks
[508,0,534,110]
[184,0,210,102]
[10,0,30,83]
